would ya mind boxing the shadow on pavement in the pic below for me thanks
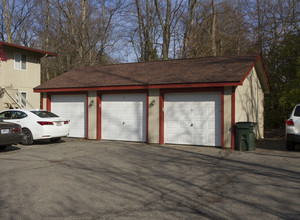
[33,139,66,145]
[0,145,20,152]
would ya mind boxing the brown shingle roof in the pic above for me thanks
[35,54,260,90]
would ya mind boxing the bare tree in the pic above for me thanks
[182,0,197,58]
[2,0,12,42]
[0,0,297,83]
[45,0,50,50]
[135,0,158,61]
[35,0,126,82]
[79,0,87,63]
[1,0,37,44]
[154,0,171,60]
[154,0,183,60]
[211,0,217,56]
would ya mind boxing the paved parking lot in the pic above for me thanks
[0,138,299,219]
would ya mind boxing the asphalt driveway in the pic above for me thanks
[0,137,299,219]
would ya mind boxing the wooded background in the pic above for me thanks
[0,0,299,128]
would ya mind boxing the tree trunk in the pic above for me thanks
[3,0,12,43]
[256,0,262,53]
[155,0,171,60]
[80,0,87,65]
[135,0,145,61]
[211,0,217,56]
[182,0,197,58]
[45,0,50,50]
[45,0,50,80]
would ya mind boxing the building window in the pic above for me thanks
[14,53,27,70]
[20,91,27,107]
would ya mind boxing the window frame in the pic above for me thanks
[14,52,27,70]
[19,91,27,107]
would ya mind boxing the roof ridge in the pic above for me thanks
[73,53,259,69]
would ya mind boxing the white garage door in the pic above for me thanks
[51,94,87,138]
[164,93,221,146]
[102,93,146,142]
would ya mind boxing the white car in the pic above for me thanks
[0,109,70,145]
[286,103,300,150]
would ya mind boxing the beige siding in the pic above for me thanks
[88,91,97,139]
[0,47,41,110]
[42,92,47,110]
[223,87,232,148]
[148,89,160,143]
[235,67,264,138]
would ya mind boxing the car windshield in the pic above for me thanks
[294,106,300,117]
[31,111,59,118]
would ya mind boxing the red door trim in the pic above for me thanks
[231,86,236,150]
[221,90,224,149]
[41,94,43,110]
[159,92,164,145]
[46,94,51,111]
[97,95,102,140]
[146,90,149,143]
[86,95,89,139]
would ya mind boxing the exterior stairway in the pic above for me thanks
[0,88,35,109]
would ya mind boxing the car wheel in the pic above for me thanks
[21,128,33,145]
[286,141,295,151]
[50,137,61,143]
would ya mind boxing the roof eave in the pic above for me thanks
[239,55,270,94]
[34,82,241,93]
[0,41,57,57]
[255,55,270,94]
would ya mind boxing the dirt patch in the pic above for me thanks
[256,128,300,151]
[256,128,286,151]
[264,128,285,139]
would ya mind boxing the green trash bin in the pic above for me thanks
[235,122,256,151]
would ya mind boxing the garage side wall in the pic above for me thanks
[235,67,264,138]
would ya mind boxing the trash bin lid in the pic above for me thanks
[235,122,256,128]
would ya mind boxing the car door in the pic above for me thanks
[293,105,300,133]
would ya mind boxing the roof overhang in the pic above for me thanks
[239,55,270,94]
[0,41,57,57]
[255,55,270,94]
[34,82,240,93]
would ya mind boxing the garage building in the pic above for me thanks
[34,54,270,149]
